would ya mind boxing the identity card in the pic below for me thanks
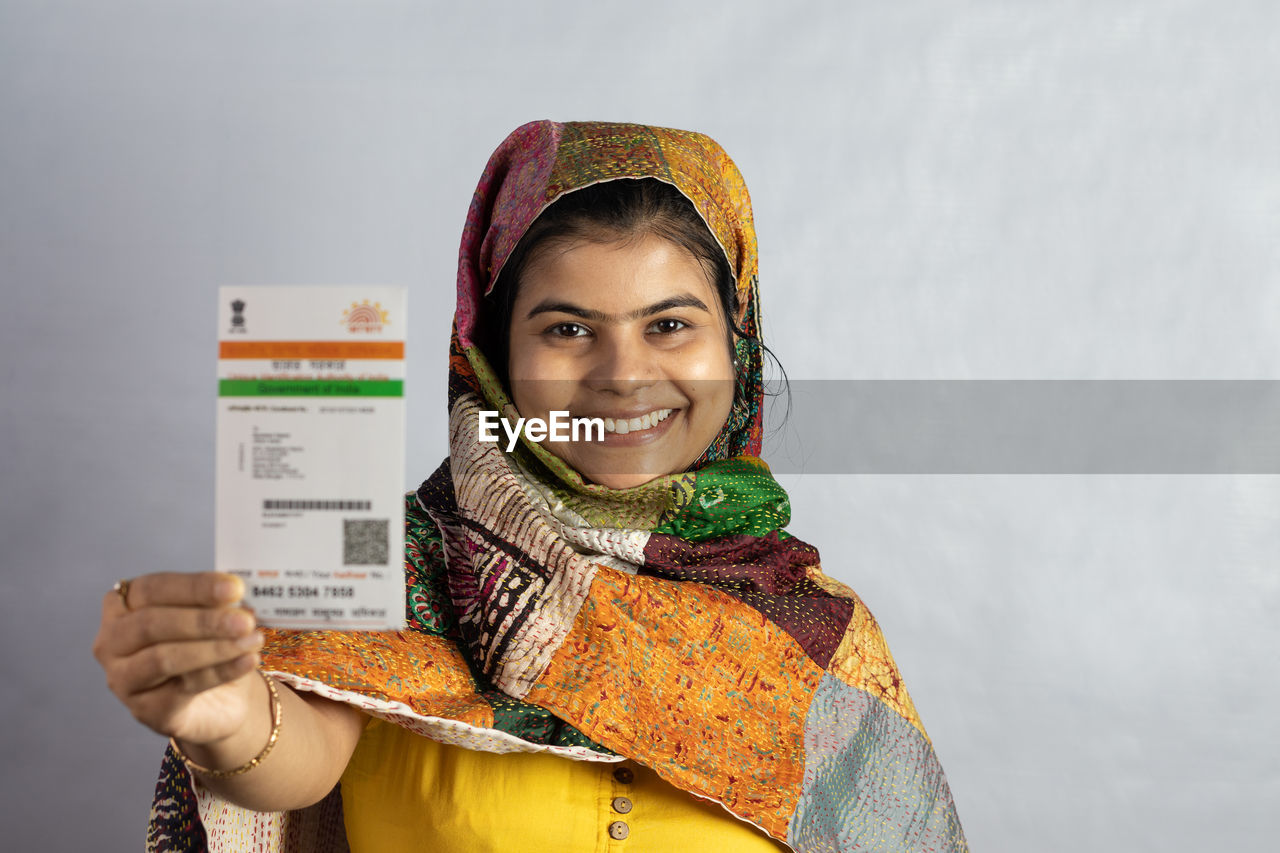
[216,286,407,630]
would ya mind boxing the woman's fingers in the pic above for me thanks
[94,571,253,662]
[174,653,261,695]
[93,571,268,743]
[111,632,265,696]
[121,572,245,611]
[179,652,260,693]
[125,665,260,740]
[106,606,257,658]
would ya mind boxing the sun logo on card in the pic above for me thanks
[342,300,390,334]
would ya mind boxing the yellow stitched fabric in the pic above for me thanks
[340,718,789,852]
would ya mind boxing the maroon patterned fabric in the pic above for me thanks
[641,531,854,668]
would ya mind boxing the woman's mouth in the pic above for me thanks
[601,408,675,435]
[571,407,680,447]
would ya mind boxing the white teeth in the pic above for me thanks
[600,408,673,435]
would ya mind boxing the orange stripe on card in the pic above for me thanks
[219,341,404,359]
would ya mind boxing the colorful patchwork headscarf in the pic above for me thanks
[147,121,968,852]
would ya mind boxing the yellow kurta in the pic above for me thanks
[340,718,789,852]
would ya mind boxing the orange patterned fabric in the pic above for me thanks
[524,567,826,839]
[262,630,494,730]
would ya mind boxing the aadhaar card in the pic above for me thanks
[216,286,407,630]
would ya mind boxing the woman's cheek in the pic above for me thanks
[674,336,733,380]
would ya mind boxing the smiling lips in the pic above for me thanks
[601,408,675,435]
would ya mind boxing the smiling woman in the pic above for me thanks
[98,121,966,852]
[507,227,737,488]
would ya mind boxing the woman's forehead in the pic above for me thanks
[513,234,722,317]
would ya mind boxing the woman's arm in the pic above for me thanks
[93,572,367,812]
[174,667,367,811]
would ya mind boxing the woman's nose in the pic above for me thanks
[584,333,656,395]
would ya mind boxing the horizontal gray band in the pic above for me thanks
[760,380,1280,474]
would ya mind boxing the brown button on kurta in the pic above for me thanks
[612,796,633,814]
[613,766,634,784]
[608,821,630,840]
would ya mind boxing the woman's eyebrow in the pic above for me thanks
[524,294,711,322]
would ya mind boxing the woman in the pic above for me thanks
[94,121,967,851]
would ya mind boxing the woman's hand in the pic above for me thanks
[92,572,264,746]
[93,571,370,812]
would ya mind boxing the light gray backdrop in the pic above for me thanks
[2,1,1276,850]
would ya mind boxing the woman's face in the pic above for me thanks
[506,232,736,489]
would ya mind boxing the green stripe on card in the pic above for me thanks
[218,379,403,397]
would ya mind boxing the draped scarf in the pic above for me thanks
[146,121,967,852]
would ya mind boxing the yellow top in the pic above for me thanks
[340,717,789,852]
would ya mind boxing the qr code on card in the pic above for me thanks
[343,519,389,565]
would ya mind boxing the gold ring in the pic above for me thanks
[113,578,133,611]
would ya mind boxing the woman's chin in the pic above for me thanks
[584,471,667,490]
[570,455,686,490]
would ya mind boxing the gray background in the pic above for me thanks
[2,1,1276,850]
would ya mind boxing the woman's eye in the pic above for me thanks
[547,322,589,338]
[650,318,687,334]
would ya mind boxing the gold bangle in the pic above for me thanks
[171,672,282,778]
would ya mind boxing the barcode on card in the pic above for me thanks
[264,499,372,511]
[343,519,389,565]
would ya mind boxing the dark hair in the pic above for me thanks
[481,177,787,409]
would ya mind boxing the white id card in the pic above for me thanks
[216,286,406,630]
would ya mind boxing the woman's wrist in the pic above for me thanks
[173,671,281,777]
